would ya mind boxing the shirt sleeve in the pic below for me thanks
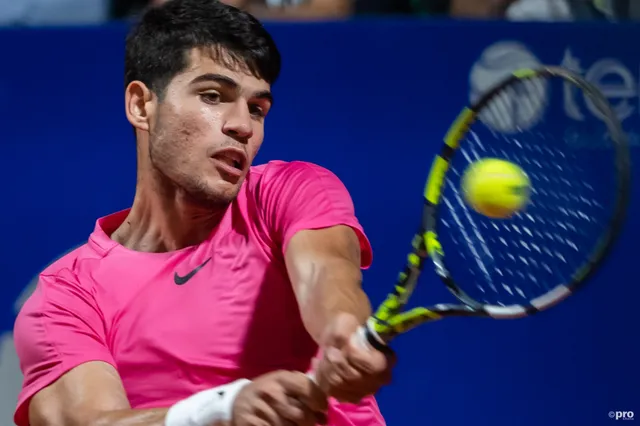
[328,396,387,426]
[258,161,373,268]
[13,269,116,426]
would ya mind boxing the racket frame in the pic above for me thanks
[365,66,631,346]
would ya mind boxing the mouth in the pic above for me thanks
[211,148,247,178]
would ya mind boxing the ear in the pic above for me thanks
[125,81,156,132]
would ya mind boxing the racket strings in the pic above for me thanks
[439,79,614,307]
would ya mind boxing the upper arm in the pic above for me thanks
[257,161,373,306]
[13,271,126,426]
[284,225,362,284]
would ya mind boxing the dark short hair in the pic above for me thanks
[124,0,281,98]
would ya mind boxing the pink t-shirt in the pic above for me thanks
[13,160,384,426]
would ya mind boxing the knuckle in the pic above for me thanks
[274,397,306,423]
[277,369,295,378]
[327,373,344,387]
[272,370,292,382]
[347,367,362,380]
[274,370,296,383]
[334,359,350,372]
[256,383,280,401]
[281,372,308,391]
[288,405,306,422]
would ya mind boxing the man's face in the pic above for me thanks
[148,48,273,206]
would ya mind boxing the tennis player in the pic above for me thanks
[13,1,393,425]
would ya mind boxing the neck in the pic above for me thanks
[112,172,226,253]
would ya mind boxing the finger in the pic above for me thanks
[301,379,329,414]
[277,395,310,424]
[316,348,346,390]
[262,389,308,424]
[324,324,351,349]
[318,362,344,391]
[324,369,392,401]
[279,373,329,413]
[347,344,389,375]
[239,414,270,426]
[291,396,324,426]
[253,398,287,426]
[326,347,361,382]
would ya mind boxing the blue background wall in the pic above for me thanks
[0,20,638,425]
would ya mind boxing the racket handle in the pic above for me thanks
[358,318,392,353]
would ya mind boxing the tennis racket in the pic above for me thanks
[358,66,631,353]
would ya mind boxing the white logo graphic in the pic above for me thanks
[470,41,640,144]
[561,49,638,124]
[469,41,546,133]
[0,246,79,426]
[609,411,635,421]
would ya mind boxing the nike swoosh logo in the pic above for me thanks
[174,257,212,285]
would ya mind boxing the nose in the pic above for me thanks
[222,101,253,142]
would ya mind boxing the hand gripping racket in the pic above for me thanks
[358,66,631,353]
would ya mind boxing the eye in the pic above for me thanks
[200,92,221,104]
[249,103,267,118]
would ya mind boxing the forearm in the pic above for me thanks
[90,409,230,426]
[297,257,371,343]
[34,408,171,426]
[51,386,243,426]
[89,408,168,426]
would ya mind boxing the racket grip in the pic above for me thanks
[357,319,392,353]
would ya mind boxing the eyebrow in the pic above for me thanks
[190,73,274,105]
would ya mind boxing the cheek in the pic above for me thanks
[246,137,263,163]
[200,107,223,132]
[248,125,265,157]
[177,111,208,142]
[171,110,211,148]
[152,113,206,166]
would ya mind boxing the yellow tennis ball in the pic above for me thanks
[461,158,531,219]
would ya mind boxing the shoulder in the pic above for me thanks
[246,160,349,196]
[14,243,112,362]
[37,243,102,290]
[13,245,117,426]
[17,243,102,324]
[249,159,341,179]
[39,245,86,277]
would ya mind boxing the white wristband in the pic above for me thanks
[165,379,252,426]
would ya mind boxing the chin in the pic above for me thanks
[178,166,246,206]
[204,179,244,206]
